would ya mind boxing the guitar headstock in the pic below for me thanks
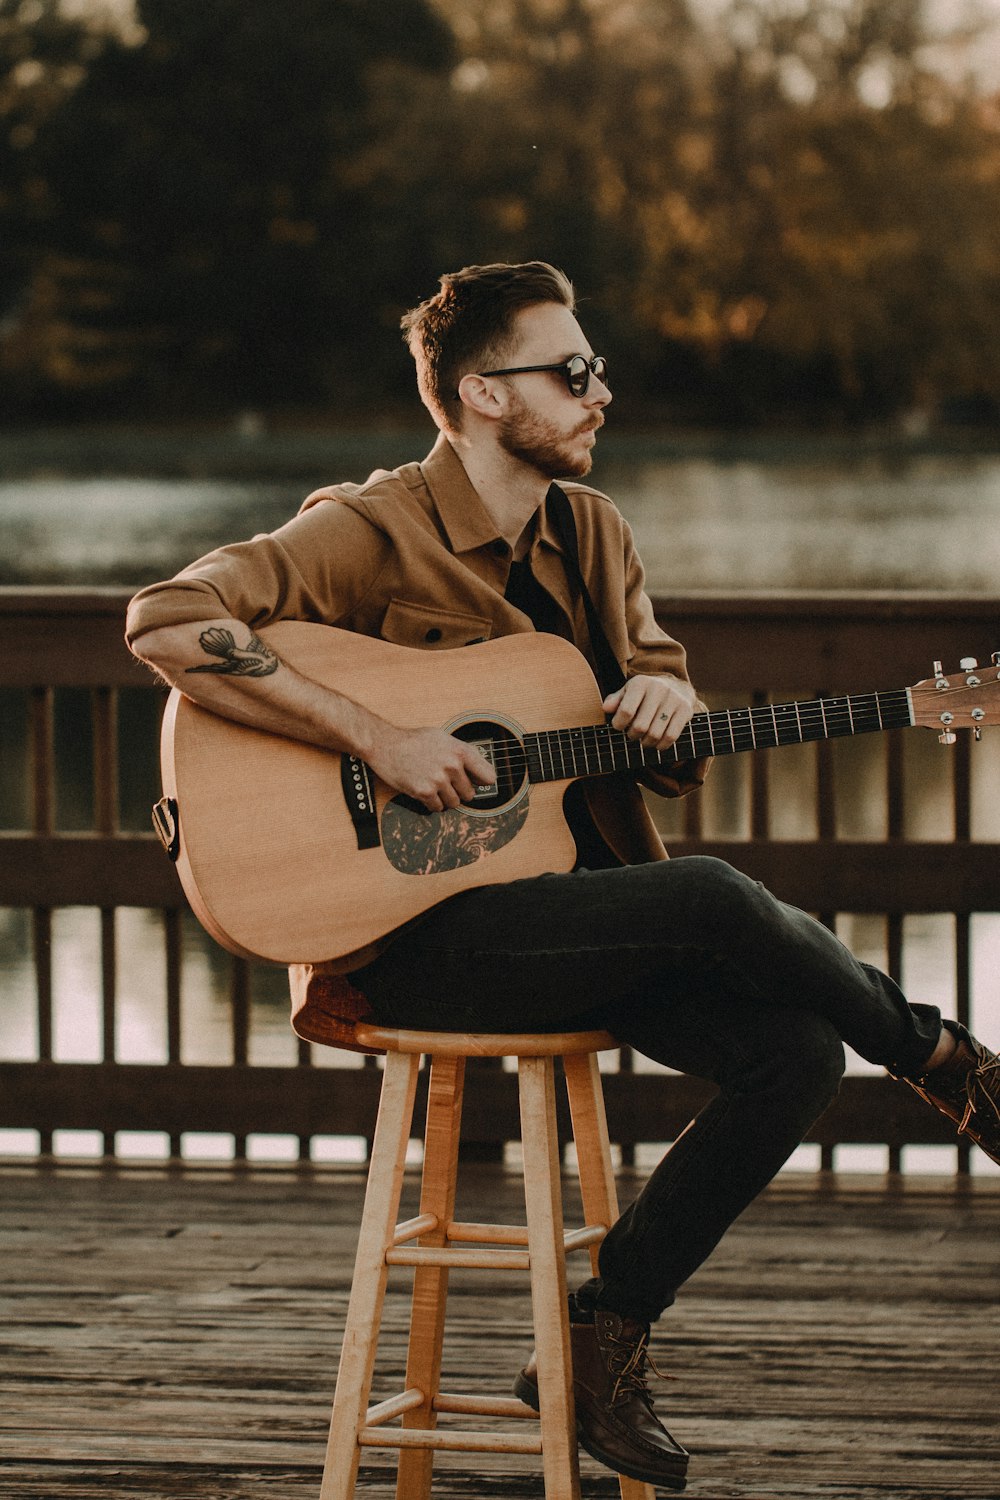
[910,655,1000,742]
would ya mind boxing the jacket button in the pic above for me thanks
[425,627,442,642]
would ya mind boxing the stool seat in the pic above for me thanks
[353,1023,619,1056]
[317,1025,655,1500]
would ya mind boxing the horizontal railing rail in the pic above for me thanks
[2,587,999,1171]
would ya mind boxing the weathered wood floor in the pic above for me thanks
[1,1163,998,1500]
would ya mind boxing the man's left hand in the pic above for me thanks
[602,674,698,748]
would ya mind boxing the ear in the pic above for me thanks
[456,372,504,422]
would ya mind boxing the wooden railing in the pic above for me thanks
[2,587,999,1171]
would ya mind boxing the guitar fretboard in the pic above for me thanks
[514,688,913,785]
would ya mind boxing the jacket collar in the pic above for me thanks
[419,433,565,557]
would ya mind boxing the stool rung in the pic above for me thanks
[359,1426,544,1455]
[563,1223,608,1252]
[385,1222,606,1267]
[386,1244,530,1269]
[446,1219,530,1245]
[365,1388,425,1427]
[434,1391,539,1419]
[392,1212,438,1245]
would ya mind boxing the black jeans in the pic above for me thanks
[353,855,942,1324]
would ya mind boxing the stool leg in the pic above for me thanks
[319,1050,421,1500]
[563,1050,619,1279]
[519,1054,582,1500]
[393,1052,467,1500]
[563,1050,657,1500]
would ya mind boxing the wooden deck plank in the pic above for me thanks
[1,1164,998,1499]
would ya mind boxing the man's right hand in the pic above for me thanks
[365,726,497,813]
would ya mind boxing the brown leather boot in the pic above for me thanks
[892,1023,1000,1166]
[514,1309,689,1490]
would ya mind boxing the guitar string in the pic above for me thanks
[489,691,913,768]
[476,691,914,789]
[486,693,911,770]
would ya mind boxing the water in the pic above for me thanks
[2,446,1000,591]
[596,450,1000,594]
[0,475,308,587]
[2,441,999,1169]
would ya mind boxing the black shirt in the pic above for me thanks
[504,556,570,639]
[504,553,621,872]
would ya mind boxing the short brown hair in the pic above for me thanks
[401,261,575,433]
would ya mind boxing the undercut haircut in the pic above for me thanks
[401,261,576,433]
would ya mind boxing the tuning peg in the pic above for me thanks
[960,657,979,670]
[932,658,949,690]
[938,731,957,745]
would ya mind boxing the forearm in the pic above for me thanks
[131,618,496,811]
[131,618,386,760]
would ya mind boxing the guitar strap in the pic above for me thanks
[545,483,627,699]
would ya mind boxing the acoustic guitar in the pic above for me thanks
[153,622,1000,965]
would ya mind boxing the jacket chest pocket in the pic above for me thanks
[380,597,493,650]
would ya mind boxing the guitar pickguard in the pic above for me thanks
[381,792,530,875]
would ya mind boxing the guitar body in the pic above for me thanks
[161,623,606,965]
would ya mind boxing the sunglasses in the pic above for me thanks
[477,353,609,398]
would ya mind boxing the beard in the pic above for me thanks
[496,396,599,479]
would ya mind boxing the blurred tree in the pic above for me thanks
[0,0,114,405]
[634,0,1000,421]
[359,0,1000,425]
[2,0,999,426]
[354,0,704,392]
[4,0,454,412]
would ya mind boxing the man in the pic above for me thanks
[127,261,1000,1492]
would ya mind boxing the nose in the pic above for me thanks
[587,373,612,409]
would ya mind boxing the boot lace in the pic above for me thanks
[958,1043,1000,1135]
[606,1327,674,1408]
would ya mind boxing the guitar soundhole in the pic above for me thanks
[380,719,530,876]
[452,719,526,810]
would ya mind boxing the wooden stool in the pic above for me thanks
[318,1025,656,1500]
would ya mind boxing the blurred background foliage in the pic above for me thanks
[1,0,999,427]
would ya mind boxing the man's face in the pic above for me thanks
[492,302,612,480]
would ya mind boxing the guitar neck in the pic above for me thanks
[522,687,914,784]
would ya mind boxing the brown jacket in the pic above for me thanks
[127,435,709,1044]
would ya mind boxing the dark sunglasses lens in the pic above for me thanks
[566,356,590,396]
[592,356,608,387]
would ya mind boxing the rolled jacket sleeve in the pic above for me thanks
[125,501,391,647]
